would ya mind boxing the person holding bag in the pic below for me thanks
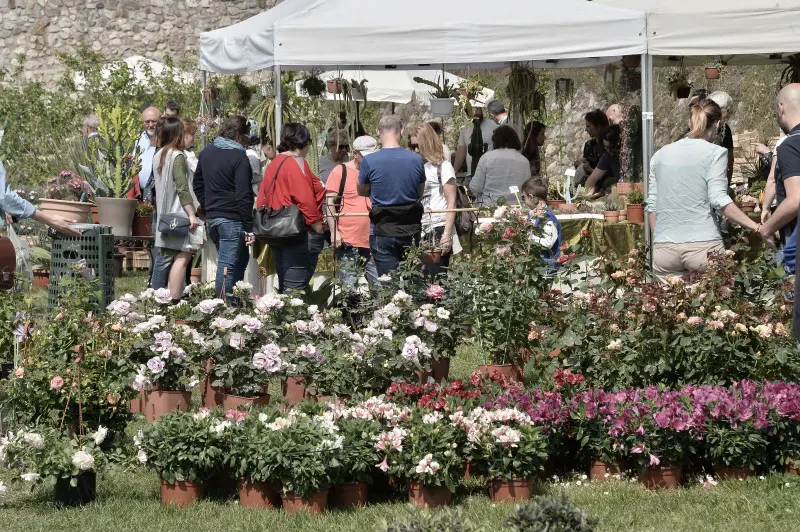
[153,116,203,302]
[256,123,325,293]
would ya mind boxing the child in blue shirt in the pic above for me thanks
[522,178,562,274]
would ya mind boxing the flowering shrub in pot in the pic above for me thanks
[2,426,107,506]
[328,409,382,507]
[136,409,228,506]
[227,406,283,508]
[375,407,464,508]
[570,389,635,478]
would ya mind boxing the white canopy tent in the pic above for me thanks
[293,69,495,106]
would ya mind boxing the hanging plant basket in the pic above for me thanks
[705,67,721,80]
[676,85,692,99]
[327,79,343,94]
[555,78,573,97]
[429,98,455,117]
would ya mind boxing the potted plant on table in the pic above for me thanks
[2,426,107,507]
[414,70,460,117]
[603,196,620,223]
[136,409,227,506]
[38,170,94,222]
[626,189,645,224]
[30,246,51,288]
[132,202,154,237]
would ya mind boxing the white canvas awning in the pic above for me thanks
[271,0,646,70]
[294,69,495,106]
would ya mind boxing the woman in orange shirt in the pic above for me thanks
[256,123,325,293]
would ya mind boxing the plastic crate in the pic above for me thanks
[48,223,115,309]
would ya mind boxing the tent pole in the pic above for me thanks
[640,52,655,265]
[201,70,208,149]
[274,64,283,139]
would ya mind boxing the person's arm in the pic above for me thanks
[761,156,778,224]
[324,166,343,247]
[441,179,457,253]
[172,154,198,230]
[706,150,758,232]
[530,220,559,248]
[468,156,488,198]
[727,150,735,184]
[356,158,371,197]
[289,162,323,232]
[645,156,657,234]
[417,158,426,200]
[453,145,467,175]
[234,155,255,233]
[192,152,205,209]
[761,143,800,239]
[584,166,607,191]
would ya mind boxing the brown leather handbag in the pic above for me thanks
[0,236,16,290]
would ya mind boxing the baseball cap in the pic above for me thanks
[353,135,378,156]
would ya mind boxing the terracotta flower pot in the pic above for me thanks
[549,200,566,209]
[215,388,270,410]
[618,209,627,221]
[590,459,623,480]
[54,472,96,507]
[161,479,205,507]
[421,250,442,265]
[132,214,153,237]
[91,205,100,224]
[281,489,329,514]
[639,465,681,490]
[489,478,533,503]
[463,461,475,480]
[715,466,753,481]
[96,197,137,236]
[555,203,578,212]
[38,198,94,224]
[32,269,49,288]
[330,481,369,508]
[408,482,451,509]
[705,66,721,80]
[238,479,281,509]
[144,389,192,422]
[281,376,308,404]
[326,79,342,94]
[627,204,645,224]
[129,390,145,414]
[478,363,522,381]
[190,268,202,284]
[418,357,452,384]
[603,211,619,223]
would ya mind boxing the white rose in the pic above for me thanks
[23,432,44,450]
[72,450,95,471]
[0,481,8,496]
[20,473,40,482]
[92,426,108,446]
[137,449,148,464]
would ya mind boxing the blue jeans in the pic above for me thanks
[207,218,250,300]
[335,245,378,287]
[149,248,173,290]
[370,234,419,278]
[272,231,325,293]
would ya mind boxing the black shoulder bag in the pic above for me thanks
[335,163,348,214]
[436,163,475,236]
[253,156,306,246]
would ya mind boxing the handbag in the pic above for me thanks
[435,163,475,236]
[157,151,191,237]
[253,156,306,246]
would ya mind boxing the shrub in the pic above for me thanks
[385,507,482,532]
[506,494,598,532]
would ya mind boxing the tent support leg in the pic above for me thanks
[274,65,283,138]
[201,70,208,149]
[641,53,655,267]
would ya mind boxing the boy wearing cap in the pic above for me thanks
[326,136,378,287]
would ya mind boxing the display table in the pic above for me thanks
[560,217,645,257]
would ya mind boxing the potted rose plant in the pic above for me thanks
[136,409,227,506]
[2,426,107,507]
[328,413,382,507]
[228,407,283,508]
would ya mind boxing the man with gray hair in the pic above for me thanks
[357,115,425,277]
[708,91,735,185]
[80,114,106,159]
[487,100,510,126]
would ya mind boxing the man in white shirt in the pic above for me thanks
[487,100,510,126]
[130,106,161,200]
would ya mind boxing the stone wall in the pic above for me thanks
[0,0,276,84]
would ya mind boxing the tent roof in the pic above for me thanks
[198,0,320,74]
[270,0,646,70]
[596,0,800,57]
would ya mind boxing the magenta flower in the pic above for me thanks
[648,454,660,467]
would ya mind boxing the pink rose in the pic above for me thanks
[425,285,445,300]
[14,367,24,378]
[50,376,64,390]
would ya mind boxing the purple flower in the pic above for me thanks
[146,357,165,374]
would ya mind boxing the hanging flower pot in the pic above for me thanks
[214,388,270,410]
[627,204,645,224]
[144,388,192,422]
[429,98,455,117]
[478,364,522,381]
[715,466,754,481]
[421,249,442,266]
[54,472,96,507]
[161,479,205,506]
[639,465,682,490]
[622,55,641,69]
[676,85,692,99]
[281,488,329,514]
[705,66,721,80]
[326,79,343,94]
[408,482,452,509]
[281,376,308,404]
[489,478,533,503]
[238,479,281,509]
[330,482,369,508]
[590,459,624,480]
[32,269,49,288]
[555,78,573,96]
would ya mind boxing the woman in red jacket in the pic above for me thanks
[256,123,325,293]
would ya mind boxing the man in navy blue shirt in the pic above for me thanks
[357,115,425,277]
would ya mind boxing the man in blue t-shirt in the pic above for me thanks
[357,115,425,277]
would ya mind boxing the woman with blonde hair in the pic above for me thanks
[409,123,459,277]
[646,97,761,279]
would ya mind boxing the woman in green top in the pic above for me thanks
[153,117,201,301]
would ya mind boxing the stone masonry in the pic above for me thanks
[0,0,276,84]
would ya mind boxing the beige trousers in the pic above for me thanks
[652,241,724,281]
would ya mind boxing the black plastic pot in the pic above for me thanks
[676,86,691,99]
[54,472,96,507]
[0,363,13,380]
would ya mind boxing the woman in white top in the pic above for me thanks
[410,123,459,277]
[647,98,760,279]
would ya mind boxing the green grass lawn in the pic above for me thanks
[9,273,800,531]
